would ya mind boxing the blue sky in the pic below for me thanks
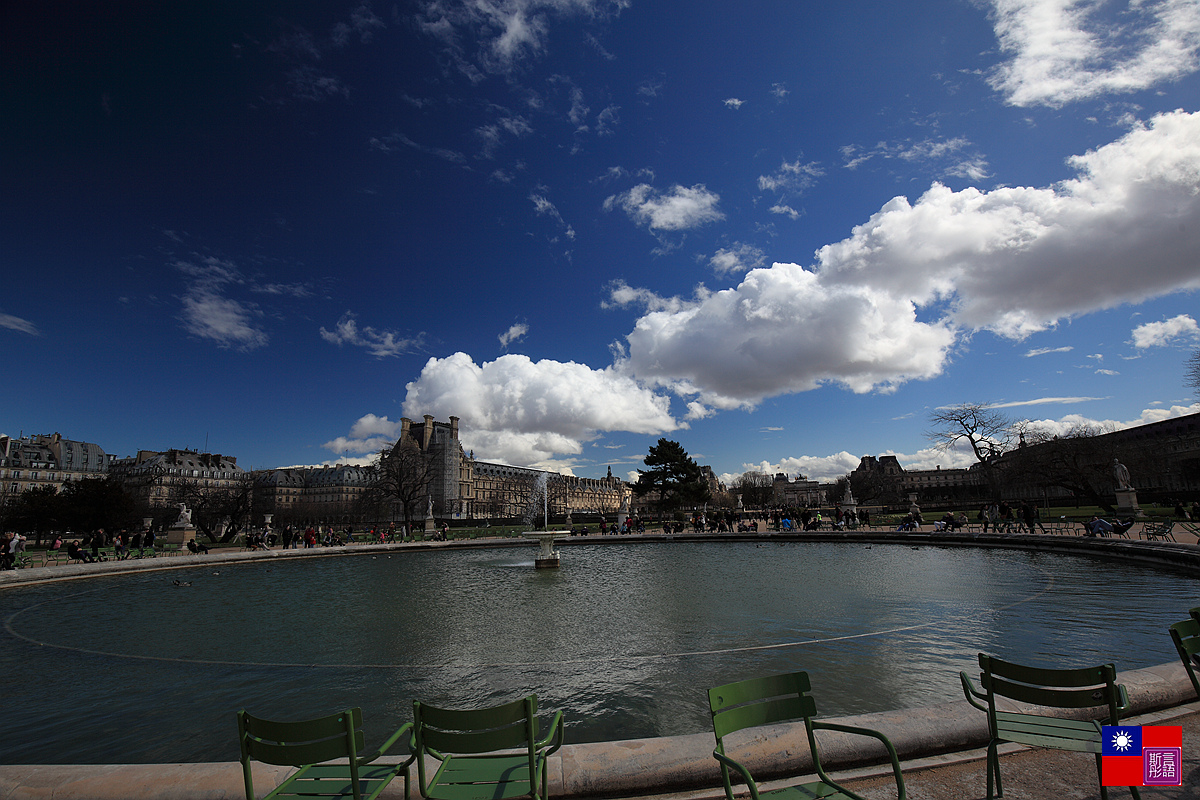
[2,0,1199,484]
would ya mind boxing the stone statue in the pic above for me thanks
[1112,459,1133,491]
[173,503,192,528]
[427,496,434,518]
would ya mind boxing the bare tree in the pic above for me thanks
[1187,348,1200,392]
[367,441,437,531]
[731,471,773,509]
[173,475,255,543]
[1004,423,1152,513]
[927,403,1016,463]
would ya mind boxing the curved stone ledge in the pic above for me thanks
[1,662,1194,800]
[4,531,1197,799]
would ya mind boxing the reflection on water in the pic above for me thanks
[1,541,1195,764]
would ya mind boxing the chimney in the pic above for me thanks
[423,415,434,450]
[449,416,459,439]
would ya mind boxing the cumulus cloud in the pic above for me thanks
[399,352,680,467]
[499,322,528,348]
[709,243,766,276]
[614,264,957,407]
[1131,314,1200,348]
[603,183,724,231]
[0,312,39,336]
[320,312,423,358]
[611,110,1200,406]
[728,452,865,484]
[323,413,403,455]
[987,0,1200,107]
[1023,402,1200,438]
[724,98,744,109]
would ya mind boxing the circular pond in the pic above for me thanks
[2,540,1195,764]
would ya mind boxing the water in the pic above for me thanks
[2,541,1195,764]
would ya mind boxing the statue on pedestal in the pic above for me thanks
[1112,459,1133,491]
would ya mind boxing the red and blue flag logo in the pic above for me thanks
[1101,725,1182,787]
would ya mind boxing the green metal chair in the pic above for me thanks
[237,707,413,800]
[411,694,564,800]
[961,653,1139,800]
[708,671,906,800]
[1169,617,1200,698]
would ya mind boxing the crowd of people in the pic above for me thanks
[5,498,1197,570]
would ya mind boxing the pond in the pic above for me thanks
[1,540,1195,764]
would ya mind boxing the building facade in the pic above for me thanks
[0,432,112,502]
[109,449,245,507]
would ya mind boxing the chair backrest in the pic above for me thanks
[1170,618,1200,696]
[708,671,817,745]
[238,707,364,767]
[413,695,538,756]
[977,654,1122,722]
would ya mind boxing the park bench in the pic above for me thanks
[961,653,1139,800]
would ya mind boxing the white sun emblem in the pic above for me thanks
[1111,730,1135,752]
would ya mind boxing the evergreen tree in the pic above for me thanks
[633,439,711,511]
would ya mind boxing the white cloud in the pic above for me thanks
[724,98,744,109]
[1131,314,1200,347]
[613,110,1200,406]
[399,351,679,467]
[614,263,957,407]
[842,137,989,181]
[1023,402,1200,437]
[987,395,1106,408]
[604,183,724,231]
[0,312,39,336]
[499,322,529,348]
[987,0,1200,107]
[709,243,766,276]
[1025,345,1074,357]
[323,413,404,456]
[416,0,627,75]
[816,109,1200,337]
[729,452,864,484]
[757,157,823,195]
[180,287,268,351]
[320,312,423,358]
[770,204,802,220]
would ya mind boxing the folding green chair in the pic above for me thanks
[961,654,1139,799]
[708,671,905,800]
[412,694,564,800]
[237,707,413,800]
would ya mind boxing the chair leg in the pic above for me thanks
[987,740,1002,799]
[1095,753,1108,800]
